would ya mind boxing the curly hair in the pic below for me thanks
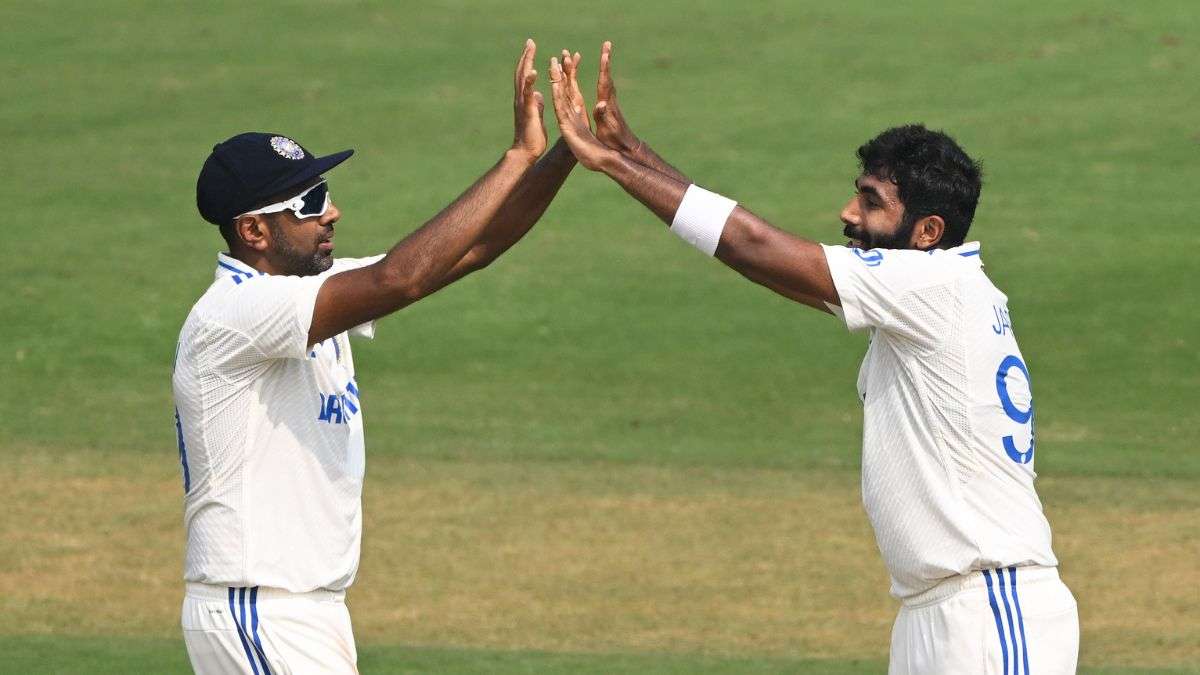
[857,125,983,248]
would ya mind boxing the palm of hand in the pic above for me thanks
[549,55,611,170]
[512,39,547,159]
[593,42,637,152]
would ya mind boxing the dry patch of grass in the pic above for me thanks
[0,448,183,637]
[1,448,1196,669]
[353,460,891,658]
[1041,475,1200,668]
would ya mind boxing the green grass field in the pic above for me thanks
[2,1,1198,673]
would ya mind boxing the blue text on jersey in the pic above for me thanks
[317,379,361,424]
[995,355,1035,464]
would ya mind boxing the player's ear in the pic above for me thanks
[235,214,272,253]
[914,215,945,251]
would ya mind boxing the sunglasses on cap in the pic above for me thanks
[238,180,331,220]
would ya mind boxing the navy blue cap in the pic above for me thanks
[196,132,353,226]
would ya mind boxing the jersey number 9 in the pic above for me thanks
[996,355,1034,464]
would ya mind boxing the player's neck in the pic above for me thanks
[226,249,278,276]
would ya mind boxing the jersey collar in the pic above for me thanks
[214,252,266,284]
[945,241,983,267]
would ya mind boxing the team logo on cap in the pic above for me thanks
[269,136,305,160]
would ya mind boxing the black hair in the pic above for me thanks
[218,220,238,250]
[857,124,982,248]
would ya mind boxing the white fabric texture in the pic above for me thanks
[822,242,1058,600]
[173,253,384,594]
[182,582,358,674]
[670,184,737,256]
[888,566,1078,675]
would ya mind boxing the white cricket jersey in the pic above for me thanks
[822,241,1057,600]
[172,252,384,593]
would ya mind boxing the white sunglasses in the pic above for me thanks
[239,180,330,220]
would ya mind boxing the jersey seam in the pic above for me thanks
[193,314,255,582]
[208,274,323,361]
[889,282,954,356]
[920,281,986,559]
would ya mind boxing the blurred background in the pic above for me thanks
[1,1,1197,672]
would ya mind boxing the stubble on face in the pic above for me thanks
[843,213,918,251]
[842,173,917,250]
[265,216,334,276]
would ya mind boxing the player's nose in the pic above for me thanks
[839,198,860,227]
[321,202,341,227]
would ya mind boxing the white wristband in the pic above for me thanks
[670,184,737,256]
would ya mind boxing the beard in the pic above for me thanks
[844,214,918,250]
[267,219,334,276]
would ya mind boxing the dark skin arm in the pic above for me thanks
[435,138,576,288]
[308,40,549,345]
[549,51,837,311]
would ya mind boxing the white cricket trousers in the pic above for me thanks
[182,582,358,675]
[889,566,1078,675]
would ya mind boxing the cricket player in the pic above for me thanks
[546,44,1079,674]
[172,40,569,673]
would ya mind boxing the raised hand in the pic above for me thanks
[548,56,615,171]
[560,50,588,128]
[512,39,548,162]
[593,41,639,154]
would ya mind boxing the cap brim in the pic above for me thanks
[259,148,354,202]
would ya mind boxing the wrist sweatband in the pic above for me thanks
[670,184,737,256]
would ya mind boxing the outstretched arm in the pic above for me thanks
[308,40,549,345]
[437,137,576,288]
[548,53,837,311]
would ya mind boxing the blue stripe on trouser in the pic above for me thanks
[250,587,273,675]
[997,569,1021,674]
[229,587,260,674]
[982,569,1009,674]
[239,588,263,675]
[1009,567,1031,674]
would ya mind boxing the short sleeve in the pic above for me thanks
[209,274,326,360]
[327,254,386,273]
[822,244,967,349]
[324,254,387,339]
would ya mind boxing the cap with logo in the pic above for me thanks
[196,132,353,226]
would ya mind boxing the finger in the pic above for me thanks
[524,40,536,91]
[593,100,608,120]
[567,53,584,110]
[533,91,545,117]
[548,58,569,124]
[548,58,572,120]
[571,55,590,112]
[598,41,613,97]
[566,52,584,105]
[523,69,540,114]
[570,51,583,94]
[564,50,582,78]
[515,38,533,97]
[549,57,564,92]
